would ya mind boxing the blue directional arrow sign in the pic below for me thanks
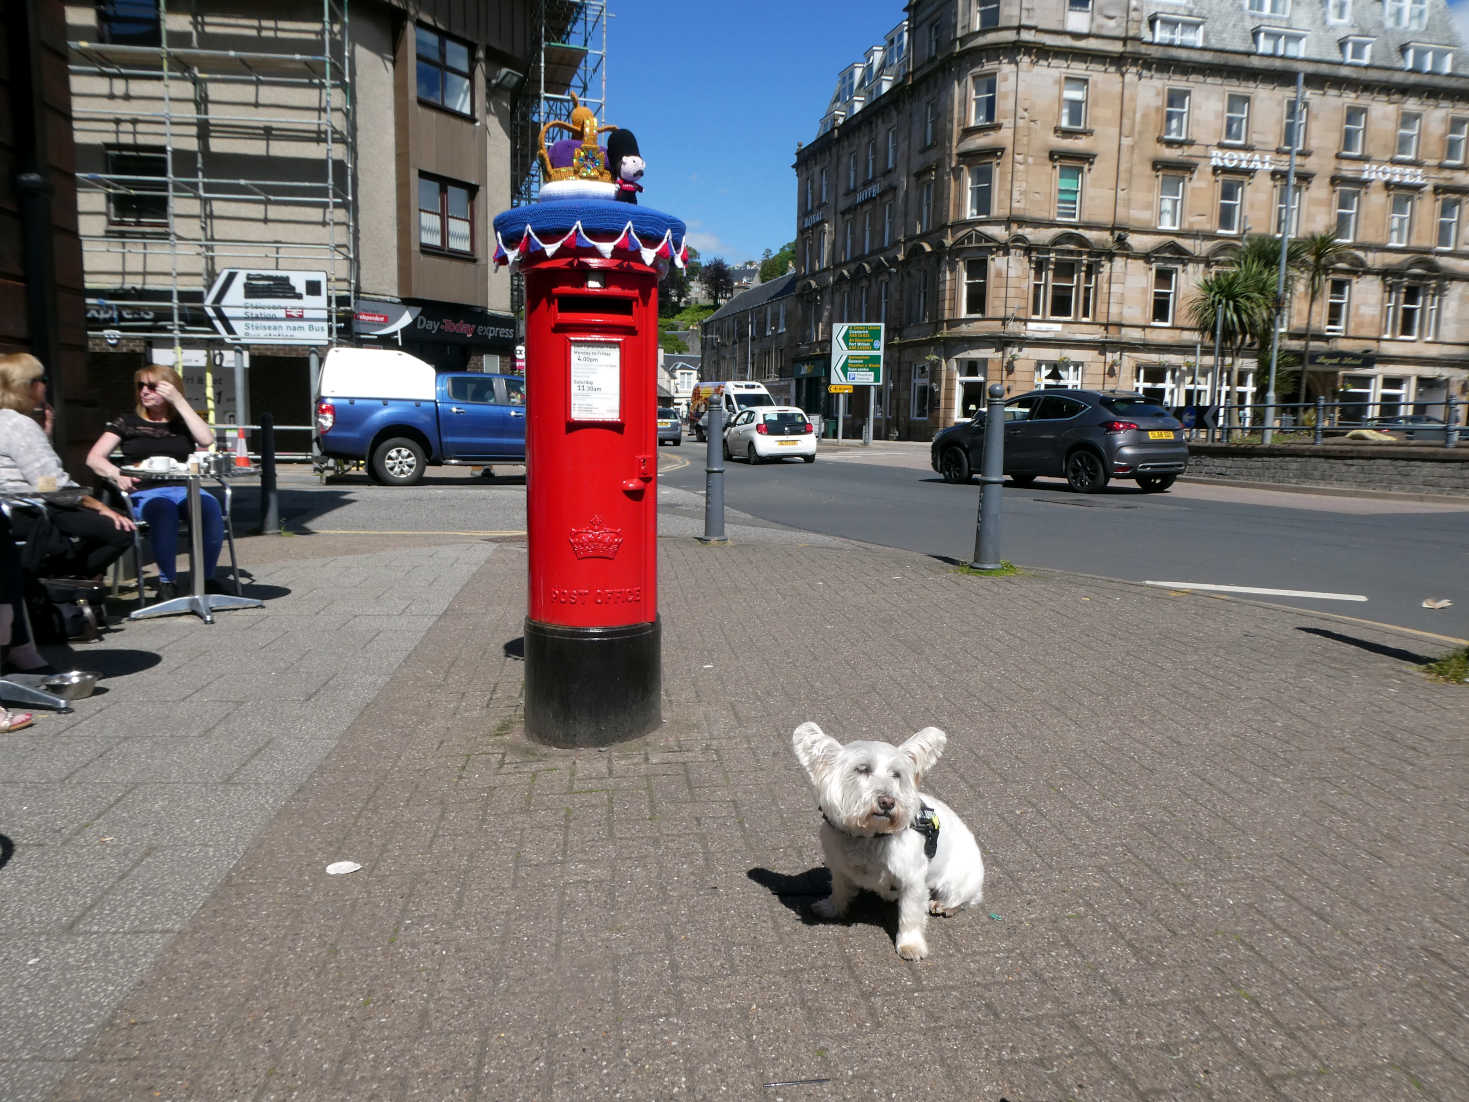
[830,323,885,386]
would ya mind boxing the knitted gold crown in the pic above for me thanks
[538,93,617,184]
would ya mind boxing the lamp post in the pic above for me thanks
[1264,70,1305,446]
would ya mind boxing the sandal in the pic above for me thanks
[0,708,35,733]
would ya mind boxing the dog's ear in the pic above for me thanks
[792,722,842,785]
[900,726,946,782]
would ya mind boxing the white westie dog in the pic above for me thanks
[792,721,985,961]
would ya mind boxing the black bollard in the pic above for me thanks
[258,412,280,535]
[699,402,727,544]
[970,383,1006,571]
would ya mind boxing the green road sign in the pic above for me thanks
[830,323,885,386]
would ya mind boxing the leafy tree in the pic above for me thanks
[702,257,734,305]
[759,241,796,283]
[660,265,691,316]
[1293,231,1353,405]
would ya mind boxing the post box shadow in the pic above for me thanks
[747,866,899,937]
[0,833,13,871]
[504,636,524,661]
[1295,626,1434,666]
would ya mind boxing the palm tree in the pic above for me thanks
[1294,231,1353,407]
[1187,261,1274,425]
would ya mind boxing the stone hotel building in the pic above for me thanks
[790,0,1469,439]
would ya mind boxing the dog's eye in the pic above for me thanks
[892,770,903,780]
[854,763,871,775]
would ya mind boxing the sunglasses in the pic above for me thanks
[138,381,161,391]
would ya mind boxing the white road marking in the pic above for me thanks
[1146,581,1368,602]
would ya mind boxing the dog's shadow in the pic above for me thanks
[747,867,899,937]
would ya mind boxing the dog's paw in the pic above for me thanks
[928,901,958,917]
[811,896,841,920]
[895,935,928,961]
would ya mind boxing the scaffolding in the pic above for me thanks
[511,0,607,208]
[68,0,356,356]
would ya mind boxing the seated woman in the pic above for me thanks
[0,353,135,582]
[85,365,223,601]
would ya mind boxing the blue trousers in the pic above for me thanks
[132,486,224,583]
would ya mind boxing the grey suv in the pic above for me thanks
[930,389,1188,493]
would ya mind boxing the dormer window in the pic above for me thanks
[1327,0,1351,21]
[1341,37,1373,65]
[1402,44,1453,73]
[1255,28,1306,56]
[1151,15,1204,46]
[1245,0,1289,15]
[1384,0,1427,31]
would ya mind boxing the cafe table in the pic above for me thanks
[121,460,263,624]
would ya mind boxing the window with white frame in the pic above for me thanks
[968,162,993,217]
[1158,174,1186,229]
[1384,0,1427,31]
[864,210,872,253]
[1437,197,1460,249]
[803,236,811,272]
[844,220,854,260]
[1377,375,1409,419]
[1152,15,1203,46]
[964,258,988,315]
[956,363,989,421]
[1036,360,1083,388]
[912,269,929,322]
[1335,187,1361,240]
[1402,44,1453,73]
[924,101,936,146]
[1341,37,1373,64]
[1384,281,1437,339]
[1134,364,1179,406]
[886,126,897,169]
[848,152,858,189]
[1066,0,1092,33]
[1056,164,1083,221]
[883,201,893,246]
[1218,177,1245,233]
[1342,105,1368,154]
[1389,192,1414,245]
[803,176,812,213]
[972,74,997,125]
[1446,118,1468,164]
[1328,0,1351,21]
[928,18,941,61]
[1246,0,1289,14]
[1256,28,1306,57]
[919,178,934,232]
[1061,78,1088,129]
[1031,257,1096,319]
[815,226,826,265]
[1325,277,1351,333]
[911,367,933,420]
[1224,93,1251,145]
[976,0,1000,30]
[1274,183,1303,235]
[1151,267,1179,324]
[1396,111,1421,158]
[418,174,474,254]
[820,168,829,201]
[878,279,889,322]
[866,140,876,180]
[1283,100,1308,150]
[1164,89,1191,140]
[1338,373,1372,422]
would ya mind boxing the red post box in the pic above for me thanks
[494,200,687,747]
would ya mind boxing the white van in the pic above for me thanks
[688,380,776,441]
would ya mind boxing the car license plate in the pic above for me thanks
[1148,430,1174,440]
[778,440,797,446]
[658,420,672,428]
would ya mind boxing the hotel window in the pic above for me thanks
[1223,94,1251,145]
[1341,37,1373,64]
[866,141,876,180]
[1384,0,1427,31]
[1218,178,1245,233]
[883,201,893,246]
[1164,89,1191,140]
[1384,281,1436,338]
[1396,112,1421,158]
[1256,29,1306,57]
[1151,267,1179,325]
[815,226,826,264]
[1274,183,1303,235]
[976,0,1000,30]
[972,74,997,125]
[928,19,942,61]
[418,175,474,254]
[886,127,897,169]
[912,269,930,323]
[803,237,811,272]
[105,146,168,226]
[964,259,988,315]
[1325,278,1351,333]
[1061,78,1088,129]
[968,162,994,217]
[844,220,854,260]
[820,169,829,202]
[924,101,937,146]
[1152,16,1204,46]
[1402,45,1453,73]
[1056,164,1083,221]
[878,279,889,323]
[1031,257,1096,320]
[919,179,934,232]
[1328,0,1351,21]
[1158,174,1186,230]
[1342,106,1367,154]
[1066,0,1092,33]
[416,25,473,116]
[1388,192,1414,245]
[1335,187,1360,240]
[1437,197,1460,249]
[848,152,858,189]
[1246,0,1289,13]
[803,176,812,213]
[1036,360,1084,389]
[1445,118,1468,164]
[98,0,161,47]
[864,210,873,253]
[1283,100,1308,150]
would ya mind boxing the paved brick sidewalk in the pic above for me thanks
[30,532,1467,1101]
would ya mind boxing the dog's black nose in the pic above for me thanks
[877,795,895,813]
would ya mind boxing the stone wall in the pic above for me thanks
[1187,444,1469,497]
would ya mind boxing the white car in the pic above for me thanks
[723,406,818,464]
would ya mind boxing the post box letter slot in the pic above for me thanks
[557,294,635,316]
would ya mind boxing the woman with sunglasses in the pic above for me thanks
[85,365,224,601]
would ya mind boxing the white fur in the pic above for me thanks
[792,721,985,961]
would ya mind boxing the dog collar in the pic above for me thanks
[911,803,940,859]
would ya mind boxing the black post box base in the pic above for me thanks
[523,617,661,748]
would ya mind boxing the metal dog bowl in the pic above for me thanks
[42,670,97,701]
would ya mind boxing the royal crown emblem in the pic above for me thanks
[538,93,617,184]
[568,515,624,559]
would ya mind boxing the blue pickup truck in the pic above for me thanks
[313,348,526,485]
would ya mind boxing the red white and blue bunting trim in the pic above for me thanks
[491,201,688,275]
[493,219,688,272]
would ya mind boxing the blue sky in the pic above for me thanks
[605,0,1469,265]
[605,0,905,264]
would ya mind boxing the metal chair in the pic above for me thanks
[0,496,81,711]
[108,476,243,609]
